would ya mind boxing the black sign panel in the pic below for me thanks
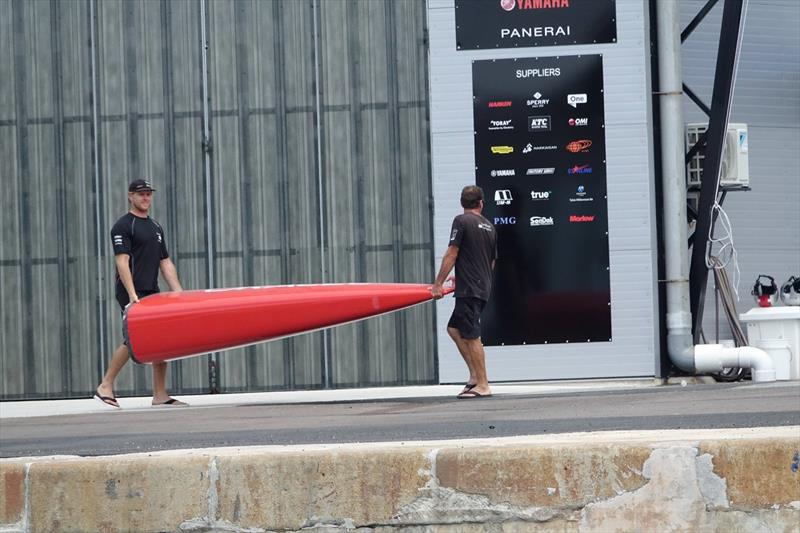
[455,0,616,50]
[473,55,611,346]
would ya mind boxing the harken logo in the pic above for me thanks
[570,215,595,223]
[490,169,515,177]
[566,140,592,153]
[489,119,514,131]
[524,143,557,153]
[488,100,512,108]
[567,164,592,175]
[494,216,517,225]
[494,190,513,205]
[569,117,589,126]
[491,145,514,154]
[526,92,549,108]
[530,190,551,201]
[567,93,588,108]
[501,0,571,9]
[527,115,551,132]
[530,216,554,227]
[526,167,555,175]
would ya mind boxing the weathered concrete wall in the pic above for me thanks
[1,428,798,532]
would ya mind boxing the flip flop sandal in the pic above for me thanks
[93,393,120,408]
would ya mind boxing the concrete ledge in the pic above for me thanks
[1,427,798,532]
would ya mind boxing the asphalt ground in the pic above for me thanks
[1,380,798,458]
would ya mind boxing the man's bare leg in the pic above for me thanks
[463,337,491,396]
[448,326,476,391]
[96,343,129,405]
[151,362,187,406]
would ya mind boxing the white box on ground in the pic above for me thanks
[739,306,800,381]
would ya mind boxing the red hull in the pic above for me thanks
[124,283,451,364]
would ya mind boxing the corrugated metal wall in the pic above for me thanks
[680,0,800,341]
[0,0,436,400]
[428,0,661,382]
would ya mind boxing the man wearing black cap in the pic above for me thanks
[94,179,188,408]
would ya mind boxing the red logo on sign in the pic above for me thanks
[503,0,570,10]
[566,139,592,153]
[488,100,512,108]
[569,215,595,223]
[500,0,516,10]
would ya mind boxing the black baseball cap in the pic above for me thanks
[128,179,156,192]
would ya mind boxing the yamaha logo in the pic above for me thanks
[490,169,515,177]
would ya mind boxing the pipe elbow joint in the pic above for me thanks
[667,333,695,372]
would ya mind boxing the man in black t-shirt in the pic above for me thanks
[432,185,497,399]
[94,179,188,409]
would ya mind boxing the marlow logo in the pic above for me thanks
[491,145,514,154]
[566,140,592,153]
[570,215,595,223]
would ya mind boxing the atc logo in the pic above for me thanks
[527,115,551,132]
[490,169,515,177]
[488,100,512,108]
[494,216,517,225]
[569,117,589,126]
[491,145,514,154]
[566,140,592,153]
[494,190,513,205]
[567,164,592,175]
[530,216,554,227]
[569,215,596,223]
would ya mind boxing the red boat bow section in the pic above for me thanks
[124,283,452,364]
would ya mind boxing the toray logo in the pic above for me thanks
[500,0,571,10]
[567,94,588,108]
[494,216,517,225]
[566,140,592,153]
[494,190,513,205]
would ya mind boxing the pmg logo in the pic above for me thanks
[493,216,517,225]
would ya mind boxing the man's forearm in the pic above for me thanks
[434,253,456,286]
[160,259,183,291]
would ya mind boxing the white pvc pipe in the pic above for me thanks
[695,344,777,382]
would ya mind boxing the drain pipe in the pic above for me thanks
[655,0,774,382]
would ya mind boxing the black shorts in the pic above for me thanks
[447,297,486,340]
[116,289,157,345]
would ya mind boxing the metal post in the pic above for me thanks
[689,0,748,340]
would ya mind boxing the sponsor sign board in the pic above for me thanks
[472,54,610,345]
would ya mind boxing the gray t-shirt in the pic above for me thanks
[449,212,497,301]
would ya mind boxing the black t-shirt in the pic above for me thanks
[449,212,497,301]
[110,212,169,295]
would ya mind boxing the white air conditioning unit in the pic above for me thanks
[685,122,750,189]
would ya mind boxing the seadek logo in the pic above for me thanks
[569,117,589,126]
[530,216,554,227]
[570,215,595,223]
[491,145,514,154]
[488,100,512,108]
[566,139,592,153]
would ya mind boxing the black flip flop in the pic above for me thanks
[457,390,492,399]
[460,382,477,394]
[93,393,120,408]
